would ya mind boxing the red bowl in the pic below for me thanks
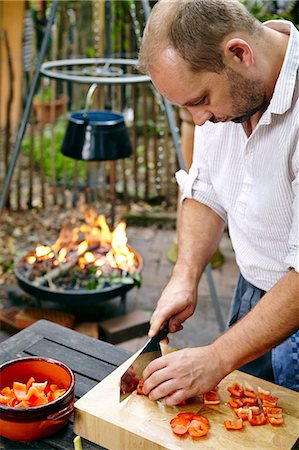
[0,356,75,441]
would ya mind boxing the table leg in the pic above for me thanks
[120,293,127,314]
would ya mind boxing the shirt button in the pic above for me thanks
[238,203,245,213]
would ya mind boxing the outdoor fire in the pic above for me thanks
[16,211,142,291]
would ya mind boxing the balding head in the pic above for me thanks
[138,0,262,75]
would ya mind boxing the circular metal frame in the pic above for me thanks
[14,265,136,305]
[41,57,151,85]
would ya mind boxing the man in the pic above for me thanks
[137,0,299,406]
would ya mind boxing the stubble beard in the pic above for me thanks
[210,67,269,124]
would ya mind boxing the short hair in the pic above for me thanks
[138,0,262,74]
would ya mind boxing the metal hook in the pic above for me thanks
[83,83,98,118]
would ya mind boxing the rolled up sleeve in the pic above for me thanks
[176,122,227,223]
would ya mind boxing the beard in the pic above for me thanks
[209,67,269,124]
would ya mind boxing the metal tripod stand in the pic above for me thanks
[0,0,225,331]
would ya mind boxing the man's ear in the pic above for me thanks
[223,38,254,69]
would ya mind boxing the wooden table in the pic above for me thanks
[1,320,299,450]
[0,319,132,450]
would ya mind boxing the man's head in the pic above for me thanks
[138,0,270,125]
[138,0,262,75]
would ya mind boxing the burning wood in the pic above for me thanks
[16,213,142,291]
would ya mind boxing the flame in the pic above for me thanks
[58,248,67,263]
[77,241,88,255]
[84,252,96,264]
[95,259,105,267]
[96,215,112,245]
[106,251,118,268]
[27,256,36,264]
[110,222,135,270]
[36,245,52,258]
[78,256,86,269]
[26,211,139,277]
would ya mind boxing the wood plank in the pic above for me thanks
[0,438,54,449]
[24,339,119,381]
[74,348,299,450]
[72,373,99,400]
[37,320,132,365]
[0,327,46,363]
[0,320,132,367]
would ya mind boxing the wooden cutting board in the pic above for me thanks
[74,346,299,450]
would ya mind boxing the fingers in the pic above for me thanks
[161,390,187,406]
[149,305,186,337]
[149,292,195,337]
[168,317,184,333]
[142,359,192,405]
[142,356,167,382]
[143,366,179,402]
[142,355,185,401]
[148,308,171,337]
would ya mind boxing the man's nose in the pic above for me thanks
[188,108,213,126]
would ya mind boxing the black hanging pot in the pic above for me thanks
[61,84,132,161]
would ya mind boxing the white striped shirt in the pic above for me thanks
[176,20,299,291]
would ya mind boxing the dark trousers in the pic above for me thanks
[228,274,275,383]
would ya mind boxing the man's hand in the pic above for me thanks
[148,275,198,337]
[142,345,224,406]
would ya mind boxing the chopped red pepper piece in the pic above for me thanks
[188,418,209,437]
[268,416,283,426]
[224,418,243,430]
[248,412,267,426]
[13,382,28,402]
[263,406,282,417]
[259,392,278,406]
[136,379,145,395]
[170,417,190,436]
[234,407,250,420]
[192,414,210,426]
[177,412,195,420]
[203,389,220,405]
[227,382,244,398]
[243,396,259,406]
[26,377,35,391]
[228,397,245,409]
[243,382,257,398]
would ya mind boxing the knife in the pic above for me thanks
[119,323,169,402]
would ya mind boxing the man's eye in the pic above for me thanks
[193,97,206,106]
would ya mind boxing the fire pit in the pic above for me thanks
[14,211,142,311]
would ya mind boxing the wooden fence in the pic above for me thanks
[0,1,180,218]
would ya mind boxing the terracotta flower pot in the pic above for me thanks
[33,96,68,124]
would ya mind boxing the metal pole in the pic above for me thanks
[141,0,185,171]
[140,0,225,332]
[0,0,59,217]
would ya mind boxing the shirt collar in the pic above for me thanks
[263,21,299,118]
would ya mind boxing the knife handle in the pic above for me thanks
[157,321,169,341]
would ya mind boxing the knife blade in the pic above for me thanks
[119,323,169,402]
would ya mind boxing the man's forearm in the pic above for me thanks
[174,198,225,284]
[213,269,299,377]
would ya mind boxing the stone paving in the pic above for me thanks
[0,226,239,353]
